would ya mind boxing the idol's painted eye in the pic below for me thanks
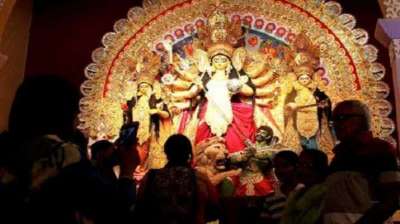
[298,75,311,82]
[213,56,228,64]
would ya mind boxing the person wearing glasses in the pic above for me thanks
[323,100,399,224]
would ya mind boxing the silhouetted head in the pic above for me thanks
[0,132,18,176]
[332,100,370,142]
[91,140,113,158]
[91,140,118,171]
[164,134,192,166]
[273,150,299,184]
[74,132,89,159]
[297,150,328,188]
[8,75,80,140]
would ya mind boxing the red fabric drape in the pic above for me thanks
[195,102,256,153]
[178,109,194,134]
[231,175,274,196]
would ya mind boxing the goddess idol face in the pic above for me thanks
[137,82,152,97]
[211,54,230,71]
[298,74,312,86]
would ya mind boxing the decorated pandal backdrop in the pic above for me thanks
[78,0,396,194]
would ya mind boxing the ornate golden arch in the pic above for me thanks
[78,0,395,147]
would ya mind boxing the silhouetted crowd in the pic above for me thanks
[0,75,399,224]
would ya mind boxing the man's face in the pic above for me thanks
[332,104,367,141]
[297,153,317,187]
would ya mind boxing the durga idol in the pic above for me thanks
[194,9,256,153]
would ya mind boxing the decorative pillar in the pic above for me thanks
[375,1,400,219]
[389,39,400,152]
[0,0,11,72]
[0,0,17,38]
[378,0,400,19]
[0,0,14,71]
[0,52,7,70]
[375,0,400,153]
[0,0,32,132]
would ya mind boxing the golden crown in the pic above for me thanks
[293,32,320,68]
[135,48,161,86]
[207,42,235,58]
[198,6,242,58]
[294,65,314,78]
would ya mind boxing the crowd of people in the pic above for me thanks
[0,75,399,224]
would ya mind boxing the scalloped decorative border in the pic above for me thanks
[78,0,396,147]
